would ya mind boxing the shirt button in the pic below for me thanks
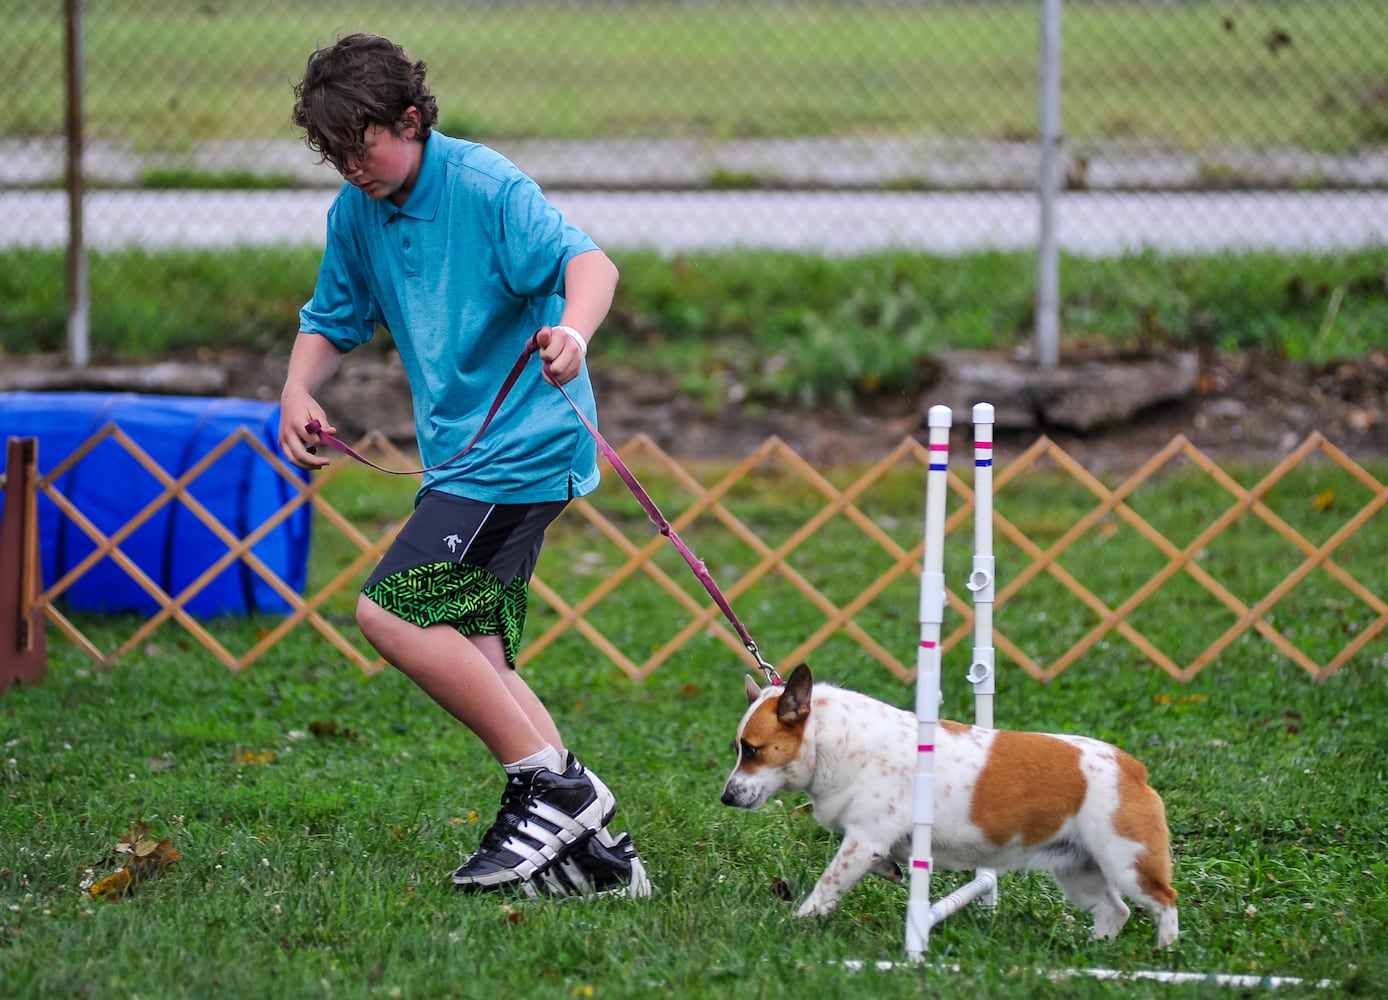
[403,239,411,248]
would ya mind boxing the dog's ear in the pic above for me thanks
[776,663,813,725]
[744,674,762,704]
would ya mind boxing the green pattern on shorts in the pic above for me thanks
[362,563,529,666]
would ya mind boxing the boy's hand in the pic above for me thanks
[278,392,334,469]
[536,324,587,386]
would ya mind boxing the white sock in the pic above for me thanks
[503,745,564,775]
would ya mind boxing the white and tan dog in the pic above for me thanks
[721,664,1178,946]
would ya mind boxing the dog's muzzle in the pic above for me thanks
[720,776,767,810]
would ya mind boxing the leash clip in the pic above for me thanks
[745,639,783,686]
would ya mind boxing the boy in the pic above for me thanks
[278,33,645,899]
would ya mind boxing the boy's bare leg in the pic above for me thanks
[359,594,644,896]
[357,595,562,764]
[469,632,565,752]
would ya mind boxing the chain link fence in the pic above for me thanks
[3,2,1386,308]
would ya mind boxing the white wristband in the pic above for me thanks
[556,325,588,358]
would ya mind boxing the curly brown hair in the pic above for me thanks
[292,33,440,171]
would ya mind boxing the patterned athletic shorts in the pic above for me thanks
[361,493,568,668]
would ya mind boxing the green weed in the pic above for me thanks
[10,245,1383,413]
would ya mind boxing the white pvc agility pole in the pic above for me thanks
[905,404,952,961]
[965,402,998,909]
[890,407,1336,986]
[906,403,1001,961]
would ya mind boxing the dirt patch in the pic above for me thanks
[5,348,1386,472]
[242,346,1388,471]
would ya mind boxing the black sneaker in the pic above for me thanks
[521,828,652,900]
[451,757,616,892]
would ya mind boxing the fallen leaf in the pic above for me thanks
[100,822,182,896]
[309,719,358,741]
[233,749,276,765]
[501,904,525,925]
[90,868,133,899]
[134,838,159,858]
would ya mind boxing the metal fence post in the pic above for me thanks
[1035,0,1063,369]
[64,0,90,369]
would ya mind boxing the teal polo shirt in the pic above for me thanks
[299,131,601,504]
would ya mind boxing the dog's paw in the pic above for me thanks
[869,856,903,884]
[795,893,838,918]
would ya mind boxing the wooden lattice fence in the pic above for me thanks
[3,420,1384,685]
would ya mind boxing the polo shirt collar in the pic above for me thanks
[376,131,444,223]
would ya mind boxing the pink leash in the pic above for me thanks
[305,333,783,685]
[304,333,538,476]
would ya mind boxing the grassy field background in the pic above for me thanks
[5,0,1383,409]
[5,246,1388,413]
[5,1,1383,152]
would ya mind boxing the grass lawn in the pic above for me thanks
[3,452,1385,997]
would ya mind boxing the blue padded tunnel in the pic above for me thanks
[0,392,312,618]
